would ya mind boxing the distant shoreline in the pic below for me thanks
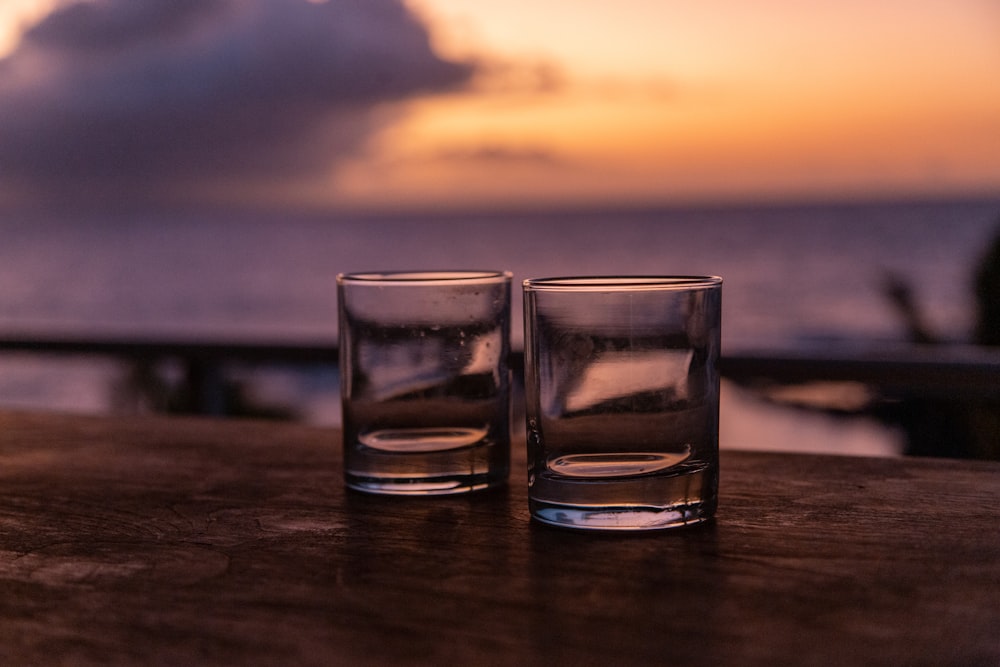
[3,191,999,226]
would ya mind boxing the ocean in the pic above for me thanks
[2,197,998,456]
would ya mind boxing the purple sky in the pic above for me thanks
[0,0,473,212]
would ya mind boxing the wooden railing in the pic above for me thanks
[718,341,1000,400]
[0,334,338,417]
[3,333,999,410]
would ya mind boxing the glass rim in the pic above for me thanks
[338,270,512,285]
[523,275,722,291]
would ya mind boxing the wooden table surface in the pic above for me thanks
[1,410,998,666]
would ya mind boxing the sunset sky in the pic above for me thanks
[1,0,998,213]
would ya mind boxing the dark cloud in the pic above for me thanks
[428,144,568,167]
[0,0,473,210]
[471,58,566,95]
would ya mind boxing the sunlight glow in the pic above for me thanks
[0,0,58,58]
[376,0,1000,207]
[1,0,998,210]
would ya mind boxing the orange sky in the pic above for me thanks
[334,0,1000,209]
[2,0,999,212]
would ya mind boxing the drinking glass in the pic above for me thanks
[523,276,722,529]
[338,270,511,495]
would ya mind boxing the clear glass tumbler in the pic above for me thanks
[523,276,722,530]
[338,270,512,495]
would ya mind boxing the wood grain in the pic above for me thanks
[1,411,998,666]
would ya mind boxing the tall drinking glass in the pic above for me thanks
[338,271,512,495]
[523,276,722,530]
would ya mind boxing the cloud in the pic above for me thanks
[0,0,473,210]
[427,144,568,167]
[470,57,566,96]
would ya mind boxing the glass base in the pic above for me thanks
[528,461,717,530]
[346,472,506,496]
[530,498,714,531]
[343,427,508,496]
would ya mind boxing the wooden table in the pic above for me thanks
[1,411,998,666]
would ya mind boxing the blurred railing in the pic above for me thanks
[0,334,336,418]
[4,332,1000,458]
[3,333,999,410]
[719,341,1000,400]
[0,336,337,365]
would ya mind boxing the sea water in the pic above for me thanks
[0,198,996,458]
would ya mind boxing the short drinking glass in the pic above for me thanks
[523,276,722,530]
[338,270,512,495]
